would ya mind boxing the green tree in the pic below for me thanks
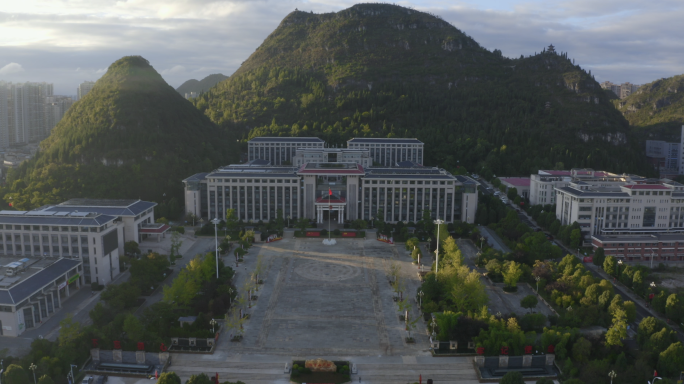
[623,301,637,323]
[4,364,30,384]
[507,187,518,200]
[170,230,183,262]
[405,237,420,251]
[421,209,434,233]
[157,372,182,384]
[592,247,605,266]
[665,294,683,323]
[656,342,684,377]
[163,268,199,306]
[569,229,581,248]
[502,261,523,288]
[100,282,141,311]
[186,373,214,384]
[225,208,239,232]
[520,295,538,309]
[450,266,489,313]
[351,219,368,230]
[637,316,666,347]
[124,240,141,257]
[605,307,628,347]
[632,270,645,295]
[295,217,309,232]
[571,337,591,363]
[441,237,464,269]
[37,375,54,384]
[549,220,561,235]
[123,313,146,342]
[58,314,83,349]
[603,255,617,276]
[500,371,524,384]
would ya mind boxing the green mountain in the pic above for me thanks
[616,74,684,142]
[176,73,229,96]
[195,3,653,177]
[3,56,235,213]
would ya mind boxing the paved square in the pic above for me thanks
[225,237,428,356]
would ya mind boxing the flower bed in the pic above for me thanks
[290,360,350,384]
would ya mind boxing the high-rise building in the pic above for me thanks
[45,95,74,133]
[77,81,96,100]
[0,82,59,148]
[0,81,9,149]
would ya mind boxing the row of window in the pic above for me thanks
[364,179,453,185]
[209,178,298,184]
[0,225,101,232]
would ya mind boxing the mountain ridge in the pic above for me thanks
[3,56,235,212]
[197,3,652,177]
[176,73,228,96]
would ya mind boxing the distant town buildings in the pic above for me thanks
[600,81,640,99]
[0,81,73,149]
[642,126,684,177]
[77,81,96,100]
[184,92,198,99]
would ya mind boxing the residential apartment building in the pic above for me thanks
[0,81,62,148]
[185,137,476,224]
[599,81,640,99]
[44,95,74,132]
[77,81,96,100]
[347,138,424,166]
[247,137,324,165]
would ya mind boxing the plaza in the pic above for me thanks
[166,235,480,384]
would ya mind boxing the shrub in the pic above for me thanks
[320,229,328,236]
[519,313,547,333]
[520,295,538,309]
[333,228,341,235]
[171,226,185,234]
[500,371,524,384]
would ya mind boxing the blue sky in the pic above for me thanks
[0,0,682,95]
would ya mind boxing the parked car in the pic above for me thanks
[82,377,94,384]
[546,234,554,240]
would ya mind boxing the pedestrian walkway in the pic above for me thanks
[478,226,511,253]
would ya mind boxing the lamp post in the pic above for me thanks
[29,363,37,384]
[211,218,220,278]
[430,318,437,339]
[371,216,375,228]
[535,276,541,293]
[617,259,623,280]
[434,219,444,273]
[651,250,655,269]
[608,370,616,384]
[419,290,424,309]
[210,318,218,333]
[70,364,78,384]
[287,215,290,228]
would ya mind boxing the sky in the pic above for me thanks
[0,0,682,95]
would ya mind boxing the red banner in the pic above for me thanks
[306,231,320,237]
[583,256,593,263]
[342,232,356,237]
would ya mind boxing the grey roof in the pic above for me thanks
[593,233,684,243]
[0,258,81,305]
[395,161,423,168]
[556,186,630,198]
[183,173,208,182]
[348,138,423,144]
[46,199,156,217]
[672,192,684,198]
[248,137,324,143]
[363,174,455,180]
[0,211,116,226]
[454,175,478,185]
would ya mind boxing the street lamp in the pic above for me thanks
[535,276,541,293]
[70,364,78,384]
[211,218,220,279]
[210,318,218,333]
[608,370,616,384]
[434,219,444,273]
[617,260,623,280]
[430,318,437,339]
[419,290,424,308]
[29,363,37,384]
[650,282,657,289]
[650,250,655,269]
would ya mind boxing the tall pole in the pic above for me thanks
[212,218,220,278]
[329,189,331,240]
[434,219,444,274]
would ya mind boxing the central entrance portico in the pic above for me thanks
[297,162,364,222]
[315,197,346,224]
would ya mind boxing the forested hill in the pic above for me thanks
[616,74,684,142]
[195,3,653,178]
[3,56,236,212]
[176,73,229,96]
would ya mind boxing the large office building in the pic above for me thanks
[529,169,614,206]
[247,137,324,165]
[77,81,96,101]
[185,137,476,224]
[347,137,423,166]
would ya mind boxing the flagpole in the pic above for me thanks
[329,189,331,240]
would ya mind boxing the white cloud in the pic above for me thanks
[0,1,682,93]
[0,62,25,75]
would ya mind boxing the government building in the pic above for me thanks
[184,137,477,224]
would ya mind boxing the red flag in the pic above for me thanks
[155,370,158,379]
[654,370,658,377]
[216,372,219,384]
[328,188,332,196]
